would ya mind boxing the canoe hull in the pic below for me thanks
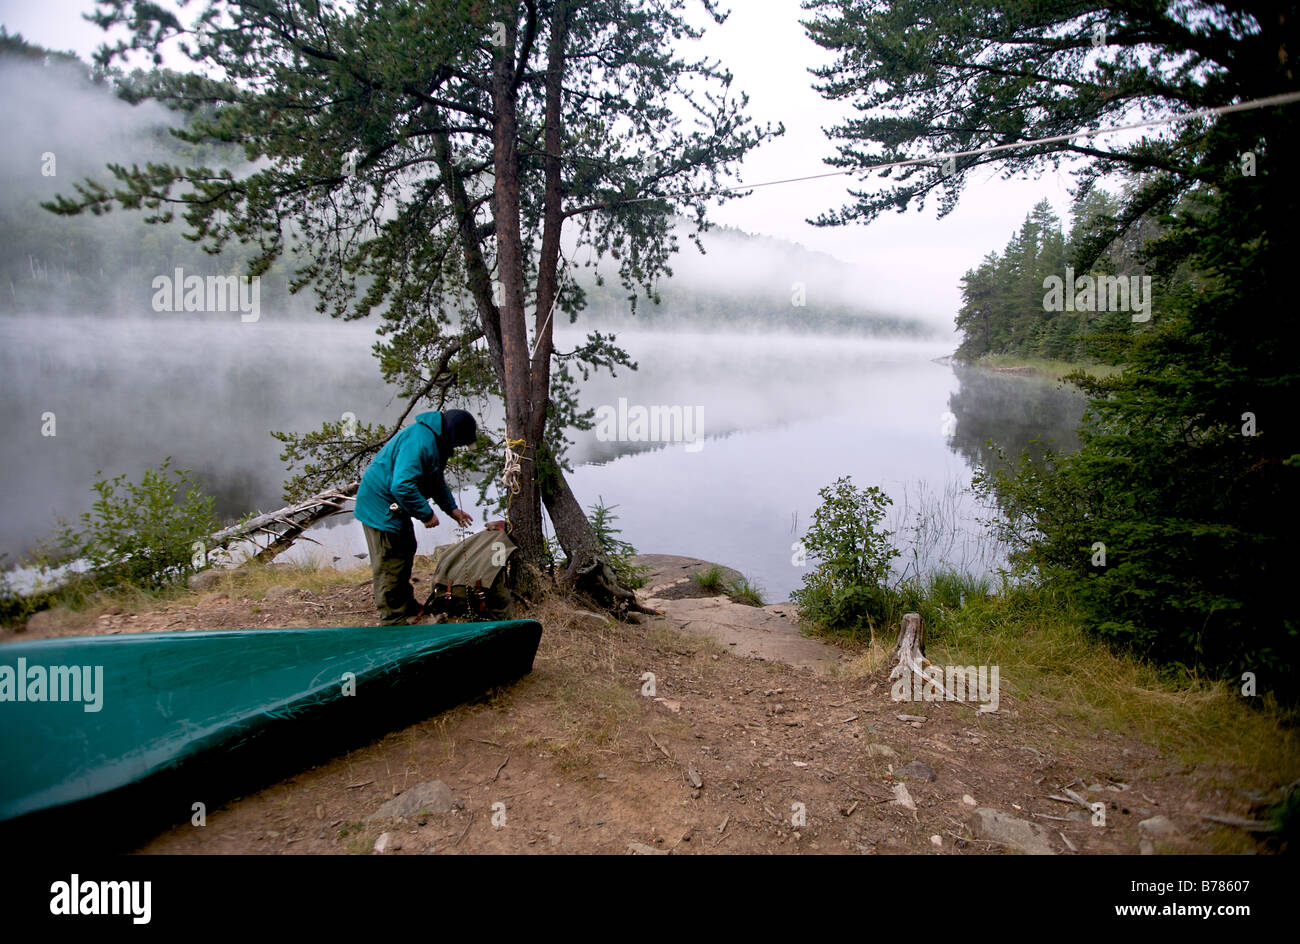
[0,620,543,846]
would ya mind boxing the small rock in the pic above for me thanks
[898,761,937,782]
[896,714,927,723]
[374,832,393,854]
[627,842,669,855]
[187,570,225,592]
[892,782,916,811]
[686,765,703,788]
[571,609,608,630]
[366,780,455,821]
[930,834,943,848]
[962,795,977,806]
[968,808,1055,855]
[654,697,682,713]
[1138,815,1178,838]
[865,743,897,759]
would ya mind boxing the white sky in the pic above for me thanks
[0,0,1088,328]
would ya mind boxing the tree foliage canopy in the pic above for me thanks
[50,0,778,589]
[807,0,1300,690]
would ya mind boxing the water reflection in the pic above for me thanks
[2,320,1089,602]
[945,365,1085,474]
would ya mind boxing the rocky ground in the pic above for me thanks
[3,554,1242,854]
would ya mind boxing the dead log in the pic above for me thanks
[207,481,359,563]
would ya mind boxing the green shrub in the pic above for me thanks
[45,458,219,593]
[791,475,900,634]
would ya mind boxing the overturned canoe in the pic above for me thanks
[0,620,542,841]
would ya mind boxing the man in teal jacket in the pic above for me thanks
[355,409,478,624]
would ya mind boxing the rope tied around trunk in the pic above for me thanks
[502,436,530,534]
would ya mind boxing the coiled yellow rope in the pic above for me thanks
[502,436,530,533]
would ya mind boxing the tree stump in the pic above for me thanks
[889,612,949,699]
[892,612,926,667]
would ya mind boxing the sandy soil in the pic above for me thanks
[3,555,1232,854]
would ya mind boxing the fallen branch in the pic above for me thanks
[207,482,359,563]
[1200,814,1277,832]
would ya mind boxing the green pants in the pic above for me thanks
[363,522,421,625]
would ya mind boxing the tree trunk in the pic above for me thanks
[491,15,545,571]
[538,444,654,614]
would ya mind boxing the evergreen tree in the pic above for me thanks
[806,0,1300,687]
[50,0,776,600]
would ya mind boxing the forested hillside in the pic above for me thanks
[1,31,921,336]
[954,191,1169,364]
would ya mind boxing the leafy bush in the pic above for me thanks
[791,476,900,633]
[46,459,218,593]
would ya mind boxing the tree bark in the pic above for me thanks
[538,444,655,614]
[492,14,545,571]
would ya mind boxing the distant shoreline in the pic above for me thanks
[932,353,1117,383]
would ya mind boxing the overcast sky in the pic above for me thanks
[0,0,1087,329]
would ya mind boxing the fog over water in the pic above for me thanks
[1,315,1085,600]
[0,49,1087,599]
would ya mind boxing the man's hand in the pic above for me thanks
[422,513,440,529]
[450,508,474,528]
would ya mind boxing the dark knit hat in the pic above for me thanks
[440,409,478,449]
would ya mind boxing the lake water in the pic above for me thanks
[0,317,1086,600]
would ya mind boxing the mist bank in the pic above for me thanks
[0,39,933,338]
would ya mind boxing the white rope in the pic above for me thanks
[502,437,528,494]
[529,288,560,362]
[615,91,1300,206]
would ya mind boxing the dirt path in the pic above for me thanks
[635,555,848,674]
[5,555,1231,854]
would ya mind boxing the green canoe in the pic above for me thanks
[0,620,542,841]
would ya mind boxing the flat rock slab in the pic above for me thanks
[641,595,846,676]
[969,807,1056,855]
[630,554,745,591]
[366,780,455,821]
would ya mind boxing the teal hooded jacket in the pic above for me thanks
[354,411,459,533]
